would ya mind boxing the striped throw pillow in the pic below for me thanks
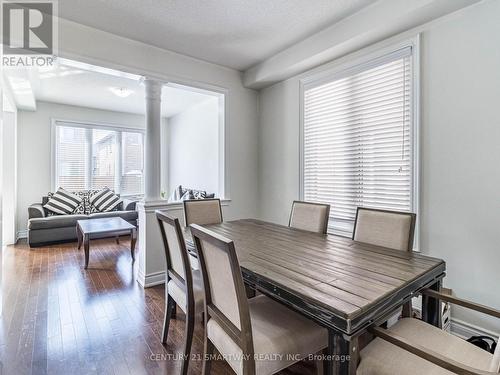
[89,188,122,212]
[44,188,83,215]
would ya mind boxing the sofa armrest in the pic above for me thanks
[28,203,46,219]
[122,198,137,211]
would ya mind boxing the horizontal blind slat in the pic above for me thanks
[303,54,413,225]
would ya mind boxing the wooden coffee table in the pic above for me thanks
[76,217,137,269]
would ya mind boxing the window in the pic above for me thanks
[53,121,144,195]
[301,46,417,235]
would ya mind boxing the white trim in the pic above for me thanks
[299,36,421,246]
[16,230,27,240]
[56,52,230,97]
[411,34,421,251]
[137,270,165,288]
[451,318,500,340]
[52,117,146,134]
[137,198,231,214]
[301,45,413,89]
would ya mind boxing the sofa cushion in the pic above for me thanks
[90,188,122,212]
[44,188,83,215]
[29,215,88,230]
[46,190,101,215]
[89,210,138,222]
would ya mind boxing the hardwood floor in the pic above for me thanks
[0,238,317,375]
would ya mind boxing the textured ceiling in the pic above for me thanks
[59,0,376,70]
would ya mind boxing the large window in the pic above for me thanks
[53,121,144,195]
[301,46,417,235]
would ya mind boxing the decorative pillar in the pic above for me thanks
[137,78,169,287]
[143,78,162,201]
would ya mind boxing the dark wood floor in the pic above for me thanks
[0,238,317,375]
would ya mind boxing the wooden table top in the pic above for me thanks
[185,219,446,334]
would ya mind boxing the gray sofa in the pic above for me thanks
[28,194,138,247]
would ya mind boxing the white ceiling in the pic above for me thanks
[59,0,377,71]
[3,59,216,117]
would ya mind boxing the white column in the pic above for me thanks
[136,78,169,288]
[143,78,162,201]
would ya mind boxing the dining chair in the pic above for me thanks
[288,200,330,234]
[357,288,500,374]
[183,198,223,227]
[353,207,417,319]
[190,224,328,375]
[156,211,205,375]
[352,207,416,252]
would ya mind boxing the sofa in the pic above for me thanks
[28,190,138,247]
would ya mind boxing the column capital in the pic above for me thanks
[142,77,163,100]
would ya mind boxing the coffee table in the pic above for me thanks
[76,217,137,269]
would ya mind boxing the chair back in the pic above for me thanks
[289,200,330,234]
[353,207,416,251]
[190,224,254,362]
[156,211,193,299]
[490,337,500,373]
[183,198,223,227]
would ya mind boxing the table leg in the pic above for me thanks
[116,235,120,244]
[76,226,82,250]
[338,335,359,375]
[324,330,359,375]
[323,330,335,374]
[422,280,442,328]
[130,228,137,261]
[84,234,90,269]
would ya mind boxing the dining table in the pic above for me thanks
[183,218,446,375]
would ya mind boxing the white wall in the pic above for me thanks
[419,0,500,334]
[167,97,219,196]
[258,0,500,334]
[2,98,18,245]
[16,101,145,234]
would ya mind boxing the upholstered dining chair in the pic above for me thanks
[352,207,416,252]
[357,288,500,374]
[353,207,417,319]
[190,224,328,375]
[156,211,205,375]
[288,200,331,234]
[183,198,223,227]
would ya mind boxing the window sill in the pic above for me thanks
[137,198,231,212]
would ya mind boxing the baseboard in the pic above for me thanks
[16,230,27,241]
[137,270,165,288]
[450,318,499,340]
[413,298,498,339]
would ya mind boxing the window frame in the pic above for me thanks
[51,118,145,197]
[299,36,421,248]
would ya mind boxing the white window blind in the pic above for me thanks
[302,48,415,234]
[55,126,88,191]
[54,122,144,195]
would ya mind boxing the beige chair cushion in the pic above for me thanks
[200,238,242,329]
[357,318,493,375]
[289,202,329,234]
[167,270,205,314]
[490,336,500,373]
[354,210,413,251]
[162,220,186,279]
[184,199,222,226]
[207,295,327,375]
